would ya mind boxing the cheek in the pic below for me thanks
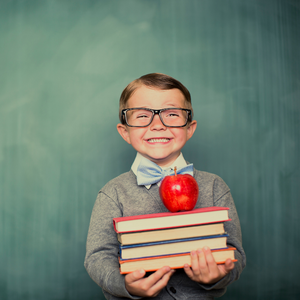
[170,129,188,143]
[128,129,147,144]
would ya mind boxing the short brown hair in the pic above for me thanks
[119,73,193,124]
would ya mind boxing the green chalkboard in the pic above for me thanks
[1,1,299,299]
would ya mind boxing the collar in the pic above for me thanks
[131,152,190,189]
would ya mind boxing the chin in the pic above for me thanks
[150,156,177,167]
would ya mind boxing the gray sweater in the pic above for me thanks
[84,169,246,300]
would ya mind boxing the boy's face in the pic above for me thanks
[117,85,197,167]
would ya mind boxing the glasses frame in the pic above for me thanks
[122,107,192,128]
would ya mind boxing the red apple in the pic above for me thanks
[159,167,199,212]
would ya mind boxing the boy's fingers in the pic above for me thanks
[147,266,172,285]
[125,269,146,283]
[203,246,222,279]
[217,258,234,277]
[145,267,175,296]
[197,249,209,274]
[153,269,175,288]
[189,250,201,276]
[224,258,235,271]
[203,247,217,269]
[183,264,194,278]
[147,269,175,297]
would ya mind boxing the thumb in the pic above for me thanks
[223,259,234,273]
[217,259,234,277]
[223,258,234,275]
[125,269,146,283]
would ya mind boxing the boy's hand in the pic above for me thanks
[125,266,175,297]
[184,247,234,284]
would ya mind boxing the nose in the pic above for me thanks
[150,114,166,130]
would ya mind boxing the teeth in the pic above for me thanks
[148,138,170,143]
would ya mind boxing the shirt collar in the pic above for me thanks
[131,152,190,189]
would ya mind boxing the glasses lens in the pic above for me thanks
[125,108,189,127]
[161,109,188,126]
[126,109,153,126]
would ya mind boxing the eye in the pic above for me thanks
[165,110,180,118]
[132,110,152,119]
[137,114,150,119]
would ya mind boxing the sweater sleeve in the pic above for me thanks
[199,176,246,291]
[84,190,141,299]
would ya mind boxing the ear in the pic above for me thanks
[117,123,132,144]
[186,120,197,141]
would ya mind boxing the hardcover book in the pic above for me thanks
[113,206,230,233]
[117,222,226,245]
[119,247,237,274]
[119,234,228,260]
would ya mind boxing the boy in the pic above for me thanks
[84,73,246,299]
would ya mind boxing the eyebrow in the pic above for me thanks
[131,104,177,108]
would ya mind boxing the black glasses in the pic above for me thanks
[122,108,192,127]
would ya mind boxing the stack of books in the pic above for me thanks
[113,207,237,274]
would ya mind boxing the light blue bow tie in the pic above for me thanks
[136,157,194,186]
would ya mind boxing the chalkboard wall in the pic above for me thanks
[1,1,299,299]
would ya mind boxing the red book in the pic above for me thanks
[113,206,230,233]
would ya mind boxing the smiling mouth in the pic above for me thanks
[147,138,170,143]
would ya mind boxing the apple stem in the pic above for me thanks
[174,166,177,176]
